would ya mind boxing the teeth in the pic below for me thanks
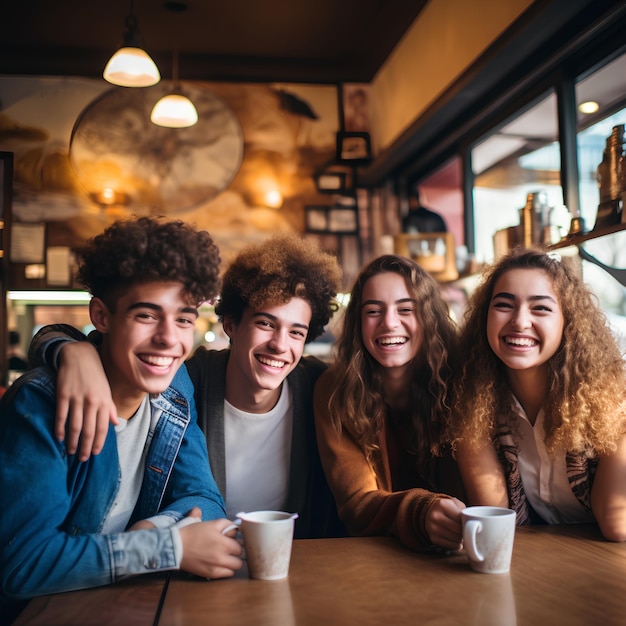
[379,337,406,345]
[140,355,175,367]
[257,356,285,368]
[506,337,536,347]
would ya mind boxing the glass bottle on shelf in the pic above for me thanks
[595,124,624,228]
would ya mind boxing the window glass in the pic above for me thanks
[471,90,562,262]
[415,157,464,246]
[409,157,468,322]
[575,52,626,350]
[576,52,625,227]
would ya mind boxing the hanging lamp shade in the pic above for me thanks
[104,46,160,87]
[151,92,198,127]
[150,49,198,128]
[103,9,160,87]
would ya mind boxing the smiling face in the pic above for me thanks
[223,297,312,413]
[92,281,198,418]
[487,268,564,378]
[360,272,423,376]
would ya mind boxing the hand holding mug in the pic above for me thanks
[222,510,298,580]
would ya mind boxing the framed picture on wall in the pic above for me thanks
[305,206,330,232]
[314,171,347,193]
[342,83,371,133]
[328,207,358,233]
[305,204,359,235]
[336,131,371,164]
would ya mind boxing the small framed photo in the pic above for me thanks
[342,84,371,133]
[334,193,357,208]
[328,207,358,234]
[336,132,371,164]
[46,246,71,287]
[314,171,347,194]
[305,205,329,233]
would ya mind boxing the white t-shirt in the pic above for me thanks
[101,395,157,533]
[512,398,595,524]
[223,381,293,520]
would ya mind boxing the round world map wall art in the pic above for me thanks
[69,83,244,214]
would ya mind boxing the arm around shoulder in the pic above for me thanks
[27,323,117,459]
[28,324,90,367]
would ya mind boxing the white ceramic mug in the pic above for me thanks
[222,510,298,580]
[461,506,516,574]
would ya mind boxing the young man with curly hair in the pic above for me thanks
[29,233,345,539]
[0,218,242,616]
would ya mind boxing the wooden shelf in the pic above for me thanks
[549,222,626,249]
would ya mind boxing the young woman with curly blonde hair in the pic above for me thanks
[314,255,466,552]
[451,248,626,541]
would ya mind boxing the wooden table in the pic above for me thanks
[11,573,167,626]
[13,525,626,626]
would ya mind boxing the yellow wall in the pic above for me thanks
[370,0,536,153]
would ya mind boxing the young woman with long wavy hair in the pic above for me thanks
[314,255,466,552]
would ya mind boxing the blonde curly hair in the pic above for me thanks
[451,248,626,455]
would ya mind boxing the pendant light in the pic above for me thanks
[103,0,160,87]
[150,50,198,128]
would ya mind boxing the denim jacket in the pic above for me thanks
[0,366,226,602]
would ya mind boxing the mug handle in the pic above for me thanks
[221,519,242,535]
[463,519,485,563]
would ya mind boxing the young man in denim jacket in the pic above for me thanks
[0,218,242,615]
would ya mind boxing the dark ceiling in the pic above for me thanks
[0,0,428,84]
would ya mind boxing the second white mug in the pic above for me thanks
[461,506,516,574]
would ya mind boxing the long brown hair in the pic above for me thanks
[326,255,458,469]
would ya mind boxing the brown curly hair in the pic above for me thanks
[451,248,626,455]
[326,255,458,470]
[215,233,342,342]
[76,216,221,308]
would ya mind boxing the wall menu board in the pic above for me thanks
[10,222,46,264]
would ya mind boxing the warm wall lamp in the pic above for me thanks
[103,0,161,87]
[150,50,198,128]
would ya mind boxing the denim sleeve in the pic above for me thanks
[160,366,226,520]
[4,524,180,601]
[0,377,180,602]
[27,324,88,368]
